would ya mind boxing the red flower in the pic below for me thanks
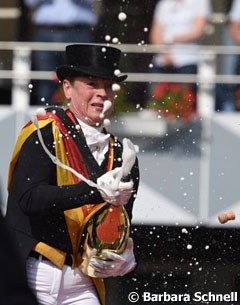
[148,83,196,122]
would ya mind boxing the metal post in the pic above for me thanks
[197,51,216,116]
[197,51,216,222]
[11,47,31,137]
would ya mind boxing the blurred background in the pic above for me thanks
[1,0,240,304]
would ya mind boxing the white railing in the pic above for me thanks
[0,41,239,118]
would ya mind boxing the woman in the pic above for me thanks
[6,44,139,305]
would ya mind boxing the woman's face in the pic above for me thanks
[63,76,115,126]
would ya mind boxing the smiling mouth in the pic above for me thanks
[91,103,104,110]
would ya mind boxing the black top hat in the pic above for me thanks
[56,44,127,82]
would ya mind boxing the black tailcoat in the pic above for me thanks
[6,108,139,260]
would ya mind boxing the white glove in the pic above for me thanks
[97,167,133,206]
[97,167,122,192]
[89,238,137,278]
[112,184,133,206]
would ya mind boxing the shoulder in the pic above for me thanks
[154,0,166,17]
[230,0,240,21]
[45,106,66,115]
[190,0,211,16]
[22,123,54,152]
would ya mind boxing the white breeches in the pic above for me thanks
[26,256,101,305]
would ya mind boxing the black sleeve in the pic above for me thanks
[8,124,103,215]
[124,157,140,223]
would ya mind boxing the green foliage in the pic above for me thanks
[113,88,137,114]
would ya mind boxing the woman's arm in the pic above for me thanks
[149,20,165,44]
[8,124,103,215]
[230,21,240,45]
[173,17,208,43]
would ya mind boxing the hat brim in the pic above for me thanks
[56,65,127,83]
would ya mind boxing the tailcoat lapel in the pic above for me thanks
[47,107,106,181]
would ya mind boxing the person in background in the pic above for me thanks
[0,209,38,304]
[149,0,211,110]
[24,0,101,105]
[229,0,240,110]
[6,44,139,305]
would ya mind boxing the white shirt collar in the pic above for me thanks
[76,118,102,134]
[76,118,110,165]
